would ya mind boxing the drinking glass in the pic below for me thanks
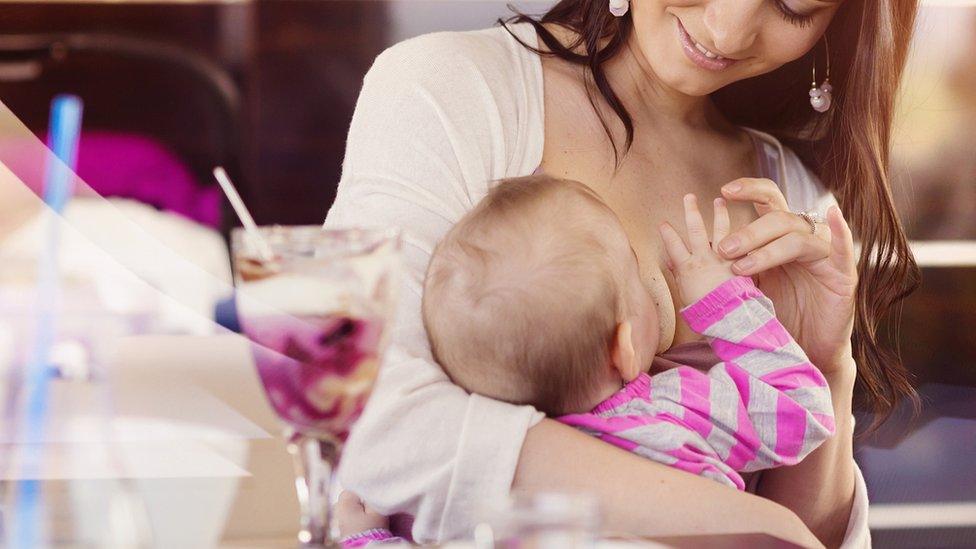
[231,226,400,547]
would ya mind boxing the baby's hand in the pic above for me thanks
[336,491,390,539]
[658,194,737,306]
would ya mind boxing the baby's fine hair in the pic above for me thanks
[422,175,632,416]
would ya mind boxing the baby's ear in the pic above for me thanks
[610,322,640,382]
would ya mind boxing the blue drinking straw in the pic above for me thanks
[11,94,83,548]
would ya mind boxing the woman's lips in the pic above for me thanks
[675,17,738,71]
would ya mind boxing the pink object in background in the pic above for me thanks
[0,131,220,228]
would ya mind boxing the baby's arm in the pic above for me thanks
[658,195,834,472]
[678,275,835,470]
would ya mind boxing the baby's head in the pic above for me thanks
[422,175,660,416]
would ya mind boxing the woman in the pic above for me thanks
[324,0,920,546]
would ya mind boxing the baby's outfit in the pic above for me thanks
[559,276,836,489]
[341,528,405,547]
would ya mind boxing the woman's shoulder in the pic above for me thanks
[335,22,544,220]
[355,22,544,180]
[366,22,541,99]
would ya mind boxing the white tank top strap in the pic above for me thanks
[742,126,792,206]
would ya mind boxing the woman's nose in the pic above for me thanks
[702,0,762,57]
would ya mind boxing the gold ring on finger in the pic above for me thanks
[795,210,823,235]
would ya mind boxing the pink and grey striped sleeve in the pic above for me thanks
[676,275,836,472]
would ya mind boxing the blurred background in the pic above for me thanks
[0,1,972,547]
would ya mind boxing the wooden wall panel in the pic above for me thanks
[247,0,389,225]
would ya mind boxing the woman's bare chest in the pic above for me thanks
[539,115,761,349]
[538,66,759,253]
[541,133,760,264]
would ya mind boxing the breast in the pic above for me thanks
[537,165,712,353]
[611,189,756,352]
[640,257,679,353]
[597,173,723,350]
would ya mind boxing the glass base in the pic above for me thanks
[286,430,341,547]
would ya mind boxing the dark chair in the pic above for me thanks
[0,32,246,238]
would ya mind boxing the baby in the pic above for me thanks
[339,174,834,546]
[423,174,835,487]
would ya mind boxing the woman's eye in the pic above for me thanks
[774,0,815,28]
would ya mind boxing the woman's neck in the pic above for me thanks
[603,33,729,133]
[537,22,736,135]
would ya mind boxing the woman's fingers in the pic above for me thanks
[717,209,815,259]
[658,221,691,268]
[712,197,730,252]
[826,205,857,276]
[721,178,789,215]
[682,194,711,253]
[730,231,830,276]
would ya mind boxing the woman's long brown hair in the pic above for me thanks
[501,0,922,429]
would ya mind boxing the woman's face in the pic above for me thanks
[630,0,843,96]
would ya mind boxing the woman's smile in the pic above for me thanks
[675,16,739,71]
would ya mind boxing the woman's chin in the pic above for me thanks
[651,64,734,98]
[666,78,727,98]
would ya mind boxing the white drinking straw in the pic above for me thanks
[213,166,275,261]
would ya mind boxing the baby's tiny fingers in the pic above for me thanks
[658,221,691,267]
[712,197,730,250]
[683,194,710,253]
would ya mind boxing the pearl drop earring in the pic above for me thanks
[809,37,832,113]
[609,0,629,17]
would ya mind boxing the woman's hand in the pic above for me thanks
[716,178,858,373]
[715,179,860,547]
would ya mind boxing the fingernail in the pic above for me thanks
[734,256,755,271]
[723,182,741,194]
[719,237,740,255]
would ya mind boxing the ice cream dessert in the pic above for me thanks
[235,255,390,442]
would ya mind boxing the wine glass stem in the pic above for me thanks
[287,431,339,547]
